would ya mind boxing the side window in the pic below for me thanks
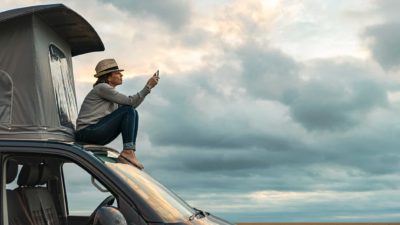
[48,45,78,130]
[5,161,19,190]
[63,163,114,216]
[0,70,12,124]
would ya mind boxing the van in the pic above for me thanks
[0,4,233,225]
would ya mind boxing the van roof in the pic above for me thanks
[0,3,104,56]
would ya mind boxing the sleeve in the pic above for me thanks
[95,83,151,108]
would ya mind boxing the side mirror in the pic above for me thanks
[93,206,127,225]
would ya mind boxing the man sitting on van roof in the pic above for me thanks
[76,58,159,170]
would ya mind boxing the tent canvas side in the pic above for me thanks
[32,14,78,138]
[0,16,35,125]
[0,14,76,141]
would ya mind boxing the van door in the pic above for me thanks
[62,162,115,225]
[1,150,147,225]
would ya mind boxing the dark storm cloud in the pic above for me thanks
[236,42,300,102]
[321,125,400,176]
[149,145,400,196]
[364,23,400,70]
[158,144,317,173]
[288,60,387,131]
[363,0,400,70]
[233,41,387,132]
[98,0,191,30]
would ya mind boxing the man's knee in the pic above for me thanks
[120,105,137,115]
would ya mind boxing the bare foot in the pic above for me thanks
[118,149,144,170]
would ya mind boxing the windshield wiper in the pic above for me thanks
[188,208,210,221]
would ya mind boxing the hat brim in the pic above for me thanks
[94,69,124,78]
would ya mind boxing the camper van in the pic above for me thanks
[0,4,233,225]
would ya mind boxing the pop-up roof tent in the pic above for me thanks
[0,4,104,141]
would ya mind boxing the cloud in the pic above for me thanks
[98,0,192,31]
[362,0,400,70]
[236,42,300,101]
[212,190,400,222]
[364,23,400,70]
[372,0,400,22]
[288,59,388,131]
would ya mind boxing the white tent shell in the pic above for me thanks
[0,4,104,141]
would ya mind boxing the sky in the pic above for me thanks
[3,0,400,222]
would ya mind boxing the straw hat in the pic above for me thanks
[94,58,124,78]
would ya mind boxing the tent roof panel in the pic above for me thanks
[0,4,104,56]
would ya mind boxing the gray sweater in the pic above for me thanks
[76,83,150,131]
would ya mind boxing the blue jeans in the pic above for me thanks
[75,105,139,150]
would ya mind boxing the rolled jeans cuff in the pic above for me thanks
[123,142,135,150]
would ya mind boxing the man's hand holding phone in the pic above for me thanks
[154,70,159,78]
[146,69,159,90]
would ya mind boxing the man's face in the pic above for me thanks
[108,71,123,87]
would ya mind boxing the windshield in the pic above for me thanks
[93,151,194,222]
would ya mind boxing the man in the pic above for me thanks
[76,58,159,169]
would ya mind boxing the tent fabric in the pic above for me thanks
[0,16,37,126]
[0,14,78,141]
[0,4,104,56]
[0,70,12,124]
